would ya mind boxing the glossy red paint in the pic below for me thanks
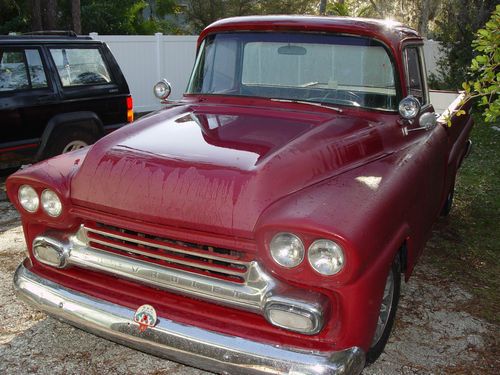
[7,16,474,368]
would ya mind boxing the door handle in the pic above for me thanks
[36,95,56,103]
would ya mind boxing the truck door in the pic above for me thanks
[402,45,448,259]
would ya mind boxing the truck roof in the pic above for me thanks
[200,15,421,47]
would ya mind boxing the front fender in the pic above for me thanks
[6,147,89,230]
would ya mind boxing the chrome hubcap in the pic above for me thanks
[62,140,88,153]
[371,268,395,347]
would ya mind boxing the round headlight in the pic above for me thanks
[18,185,39,213]
[41,189,62,217]
[153,79,171,99]
[270,232,304,268]
[308,239,344,275]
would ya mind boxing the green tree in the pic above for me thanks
[0,0,180,35]
[257,0,315,14]
[184,0,316,33]
[430,0,497,90]
[325,1,373,17]
[460,5,499,123]
[184,1,258,33]
[0,0,30,34]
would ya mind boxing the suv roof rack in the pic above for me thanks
[0,31,93,41]
[22,30,78,37]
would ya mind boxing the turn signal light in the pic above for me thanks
[126,96,134,122]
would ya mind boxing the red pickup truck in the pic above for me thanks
[8,16,473,374]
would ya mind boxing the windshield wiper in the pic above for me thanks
[269,98,343,113]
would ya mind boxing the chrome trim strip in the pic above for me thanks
[72,245,266,312]
[85,226,249,266]
[33,232,326,334]
[87,236,246,277]
[14,263,366,375]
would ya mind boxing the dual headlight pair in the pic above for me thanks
[18,185,62,217]
[270,232,344,275]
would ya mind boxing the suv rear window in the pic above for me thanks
[49,47,112,87]
[0,49,48,92]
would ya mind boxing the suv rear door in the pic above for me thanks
[0,46,58,154]
[45,43,129,129]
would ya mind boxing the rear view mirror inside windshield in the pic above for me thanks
[278,45,307,55]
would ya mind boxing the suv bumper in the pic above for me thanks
[14,262,365,375]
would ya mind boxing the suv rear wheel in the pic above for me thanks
[42,127,96,159]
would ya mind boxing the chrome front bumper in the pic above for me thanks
[14,263,365,375]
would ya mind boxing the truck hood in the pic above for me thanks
[70,103,386,237]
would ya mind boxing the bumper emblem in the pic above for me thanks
[134,304,158,332]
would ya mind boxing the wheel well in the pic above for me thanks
[35,112,104,161]
[399,241,408,274]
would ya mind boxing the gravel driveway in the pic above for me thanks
[0,175,498,375]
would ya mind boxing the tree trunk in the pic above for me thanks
[43,0,58,30]
[319,0,327,15]
[418,0,431,37]
[31,0,43,31]
[71,0,81,34]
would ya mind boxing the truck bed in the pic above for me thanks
[430,90,463,122]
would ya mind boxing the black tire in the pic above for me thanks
[366,254,401,364]
[440,185,455,216]
[42,127,97,159]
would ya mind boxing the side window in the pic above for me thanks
[49,48,112,87]
[0,49,47,92]
[405,47,428,105]
[200,38,238,93]
[26,49,48,89]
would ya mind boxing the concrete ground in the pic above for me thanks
[0,175,498,375]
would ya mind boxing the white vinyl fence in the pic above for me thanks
[90,33,444,114]
[423,40,445,79]
[90,33,198,113]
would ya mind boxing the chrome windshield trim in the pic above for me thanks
[14,263,365,375]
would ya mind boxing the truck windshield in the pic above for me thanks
[187,32,397,111]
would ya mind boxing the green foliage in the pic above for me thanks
[80,0,145,34]
[464,5,500,123]
[0,0,29,34]
[326,2,350,16]
[455,5,499,124]
[256,0,314,15]
[430,0,497,90]
[325,1,373,17]
[426,117,500,325]
[184,0,316,33]
[0,0,181,35]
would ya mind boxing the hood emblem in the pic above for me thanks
[134,304,158,332]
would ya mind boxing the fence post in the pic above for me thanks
[155,32,163,81]
[89,32,98,39]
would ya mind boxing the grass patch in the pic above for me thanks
[426,115,500,324]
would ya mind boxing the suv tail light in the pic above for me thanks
[126,96,134,123]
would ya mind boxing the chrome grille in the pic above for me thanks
[83,222,250,283]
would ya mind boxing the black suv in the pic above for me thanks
[0,33,133,168]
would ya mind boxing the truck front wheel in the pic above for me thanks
[366,254,401,364]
